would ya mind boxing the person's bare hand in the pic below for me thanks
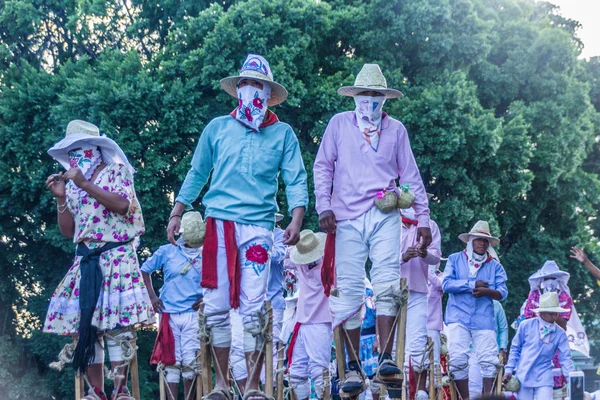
[63,168,87,188]
[167,216,181,245]
[403,247,419,263]
[475,280,489,288]
[192,297,203,311]
[570,246,588,264]
[319,210,336,233]
[416,227,432,248]
[284,218,302,245]
[150,294,165,314]
[46,172,66,198]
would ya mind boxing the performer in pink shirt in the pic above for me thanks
[399,207,441,400]
[285,230,332,400]
[314,63,431,395]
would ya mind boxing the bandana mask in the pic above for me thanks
[235,83,271,132]
[354,95,386,151]
[68,146,102,180]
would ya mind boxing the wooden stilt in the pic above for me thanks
[323,368,331,400]
[130,332,140,400]
[196,350,203,400]
[428,338,435,400]
[265,301,274,397]
[199,302,213,395]
[276,342,284,400]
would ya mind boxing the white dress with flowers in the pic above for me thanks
[44,163,154,335]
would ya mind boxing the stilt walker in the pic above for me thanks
[166,53,309,400]
[45,120,154,400]
[314,63,432,399]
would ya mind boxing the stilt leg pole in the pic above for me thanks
[276,342,284,400]
[265,301,274,398]
[130,331,141,400]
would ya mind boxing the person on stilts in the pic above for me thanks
[166,54,308,400]
[45,120,155,400]
[314,63,432,397]
[142,212,205,400]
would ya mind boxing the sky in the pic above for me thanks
[546,0,600,59]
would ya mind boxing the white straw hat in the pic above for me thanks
[179,212,206,248]
[289,230,326,265]
[532,291,570,314]
[48,120,134,174]
[220,54,288,106]
[458,220,500,246]
[338,64,403,99]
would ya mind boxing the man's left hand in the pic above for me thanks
[284,219,302,245]
[416,227,432,248]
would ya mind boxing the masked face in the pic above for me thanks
[541,278,558,293]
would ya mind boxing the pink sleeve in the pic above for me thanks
[396,124,430,227]
[314,118,338,215]
[423,221,442,264]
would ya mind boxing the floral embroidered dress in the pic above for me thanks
[44,163,155,335]
[516,288,573,389]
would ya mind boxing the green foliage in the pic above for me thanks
[1,0,600,397]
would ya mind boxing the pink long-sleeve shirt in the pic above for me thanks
[313,111,430,226]
[284,258,332,325]
[400,220,442,293]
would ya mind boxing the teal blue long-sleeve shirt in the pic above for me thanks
[175,115,308,230]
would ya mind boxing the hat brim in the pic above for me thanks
[458,233,500,247]
[532,306,569,313]
[289,232,326,265]
[337,85,403,99]
[220,73,288,106]
[48,132,134,174]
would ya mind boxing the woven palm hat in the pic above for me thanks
[338,63,403,99]
[290,230,326,265]
[458,220,500,247]
[532,291,570,314]
[48,120,134,174]
[220,54,288,106]
[179,212,206,248]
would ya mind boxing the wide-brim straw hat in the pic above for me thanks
[528,260,570,291]
[532,291,569,313]
[220,54,288,106]
[338,64,403,99]
[290,230,326,265]
[48,120,134,174]
[179,211,206,248]
[458,220,500,247]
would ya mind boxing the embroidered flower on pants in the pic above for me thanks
[245,243,270,276]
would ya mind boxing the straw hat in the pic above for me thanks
[179,212,206,248]
[338,64,403,99]
[289,230,326,265]
[48,120,134,174]
[458,220,500,247]
[532,291,570,314]
[220,54,288,106]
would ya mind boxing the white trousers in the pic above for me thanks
[289,323,333,399]
[404,291,429,372]
[203,220,273,351]
[446,323,498,381]
[518,386,553,400]
[230,307,284,382]
[330,207,401,328]
[164,312,200,383]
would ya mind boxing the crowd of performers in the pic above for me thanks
[43,54,598,400]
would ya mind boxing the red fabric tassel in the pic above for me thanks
[408,357,417,399]
[201,218,219,289]
[401,216,418,226]
[229,109,280,130]
[223,221,241,309]
[150,313,176,365]
[286,322,302,372]
[321,232,336,297]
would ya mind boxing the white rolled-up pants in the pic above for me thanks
[330,207,401,329]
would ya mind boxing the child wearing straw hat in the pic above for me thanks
[314,63,432,395]
[141,211,205,400]
[442,220,508,399]
[44,120,154,400]
[285,230,332,400]
[166,54,308,400]
[503,291,574,400]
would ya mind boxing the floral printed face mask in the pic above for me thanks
[354,95,386,151]
[235,83,271,132]
[68,146,102,179]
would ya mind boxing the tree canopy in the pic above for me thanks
[1,0,599,397]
